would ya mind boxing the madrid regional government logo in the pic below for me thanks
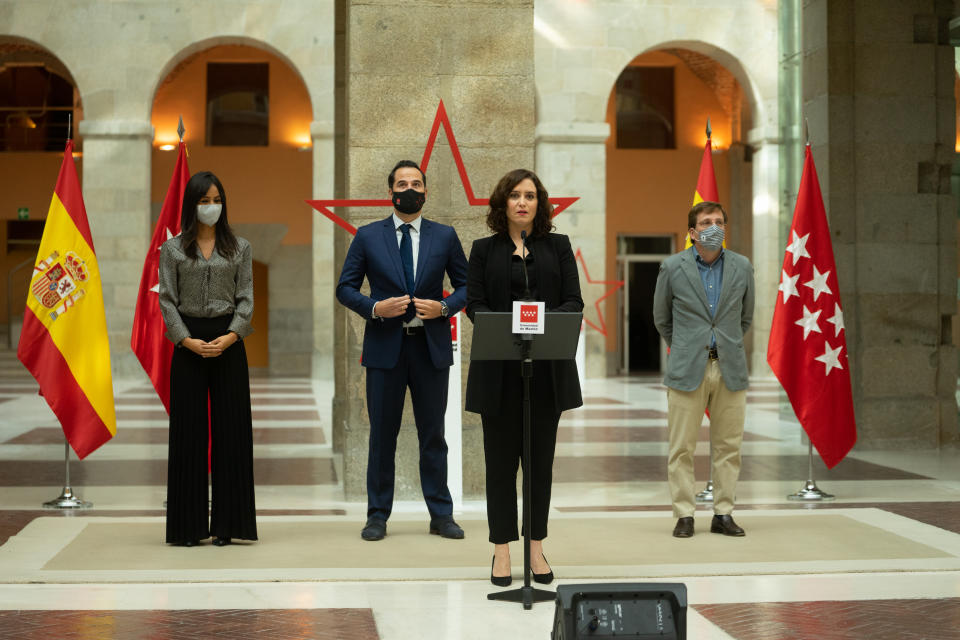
[30,250,88,321]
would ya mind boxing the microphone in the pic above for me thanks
[520,230,532,301]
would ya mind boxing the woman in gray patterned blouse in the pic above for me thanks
[158,171,257,547]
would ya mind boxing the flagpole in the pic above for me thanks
[786,118,835,502]
[43,441,92,509]
[787,440,835,501]
[41,115,93,510]
[695,116,715,504]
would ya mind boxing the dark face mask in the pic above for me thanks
[392,188,425,215]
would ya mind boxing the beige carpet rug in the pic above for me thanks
[28,511,952,582]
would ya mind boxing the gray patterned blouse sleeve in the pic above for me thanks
[158,241,191,346]
[227,239,254,339]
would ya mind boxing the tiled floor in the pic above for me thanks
[0,609,380,640]
[1,347,960,639]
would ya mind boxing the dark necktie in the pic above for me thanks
[399,223,416,321]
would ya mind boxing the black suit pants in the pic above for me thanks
[481,360,560,544]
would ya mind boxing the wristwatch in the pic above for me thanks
[440,301,449,318]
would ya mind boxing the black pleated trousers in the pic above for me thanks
[481,360,560,544]
[166,315,258,544]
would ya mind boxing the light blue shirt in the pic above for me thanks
[695,250,724,348]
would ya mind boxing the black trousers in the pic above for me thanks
[481,360,560,544]
[166,315,258,544]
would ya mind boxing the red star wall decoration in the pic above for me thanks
[574,248,624,337]
[306,100,621,336]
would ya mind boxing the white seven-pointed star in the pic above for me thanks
[814,341,843,376]
[803,265,833,301]
[778,269,800,303]
[785,230,811,266]
[149,228,175,293]
[795,305,822,340]
[826,303,844,337]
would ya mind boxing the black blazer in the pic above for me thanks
[464,232,584,415]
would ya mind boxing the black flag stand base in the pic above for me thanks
[487,583,556,610]
[786,441,835,502]
[43,440,92,509]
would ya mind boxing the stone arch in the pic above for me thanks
[0,34,82,103]
[0,34,84,138]
[611,39,762,138]
[148,36,314,122]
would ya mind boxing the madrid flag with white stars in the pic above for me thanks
[767,145,856,468]
[131,140,189,413]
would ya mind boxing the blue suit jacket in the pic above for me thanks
[335,216,468,370]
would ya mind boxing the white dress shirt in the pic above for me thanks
[371,213,423,327]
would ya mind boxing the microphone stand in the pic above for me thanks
[488,229,553,609]
[519,230,532,302]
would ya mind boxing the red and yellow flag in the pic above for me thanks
[17,140,116,459]
[685,136,720,248]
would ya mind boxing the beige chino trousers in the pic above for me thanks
[667,359,746,518]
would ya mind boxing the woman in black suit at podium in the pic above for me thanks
[465,168,584,587]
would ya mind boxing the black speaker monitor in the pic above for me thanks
[552,583,687,640]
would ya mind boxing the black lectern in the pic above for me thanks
[471,311,583,610]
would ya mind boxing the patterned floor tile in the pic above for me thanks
[0,457,336,487]
[694,599,960,640]
[551,454,928,483]
[0,609,379,640]
[5,427,325,445]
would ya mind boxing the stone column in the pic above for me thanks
[77,119,153,379]
[312,119,336,382]
[535,122,609,377]
[337,0,535,501]
[748,130,781,377]
[804,0,957,448]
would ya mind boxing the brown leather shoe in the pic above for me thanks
[672,517,694,538]
[710,514,745,536]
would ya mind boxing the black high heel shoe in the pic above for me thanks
[532,554,554,585]
[490,555,512,587]
[212,537,232,547]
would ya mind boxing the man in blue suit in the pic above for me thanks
[336,160,469,541]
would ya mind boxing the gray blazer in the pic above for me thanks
[653,245,754,392]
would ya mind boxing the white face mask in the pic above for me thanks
[197,203,222,226]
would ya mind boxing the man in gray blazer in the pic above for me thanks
[653,201,754,538]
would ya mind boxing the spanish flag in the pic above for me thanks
[17,140,116,459]
[685,133,720,248]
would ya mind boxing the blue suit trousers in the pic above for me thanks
[364,330,452,521]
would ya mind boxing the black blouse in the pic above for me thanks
[510,253,537,301]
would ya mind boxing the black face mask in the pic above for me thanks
[392,188,426,215]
